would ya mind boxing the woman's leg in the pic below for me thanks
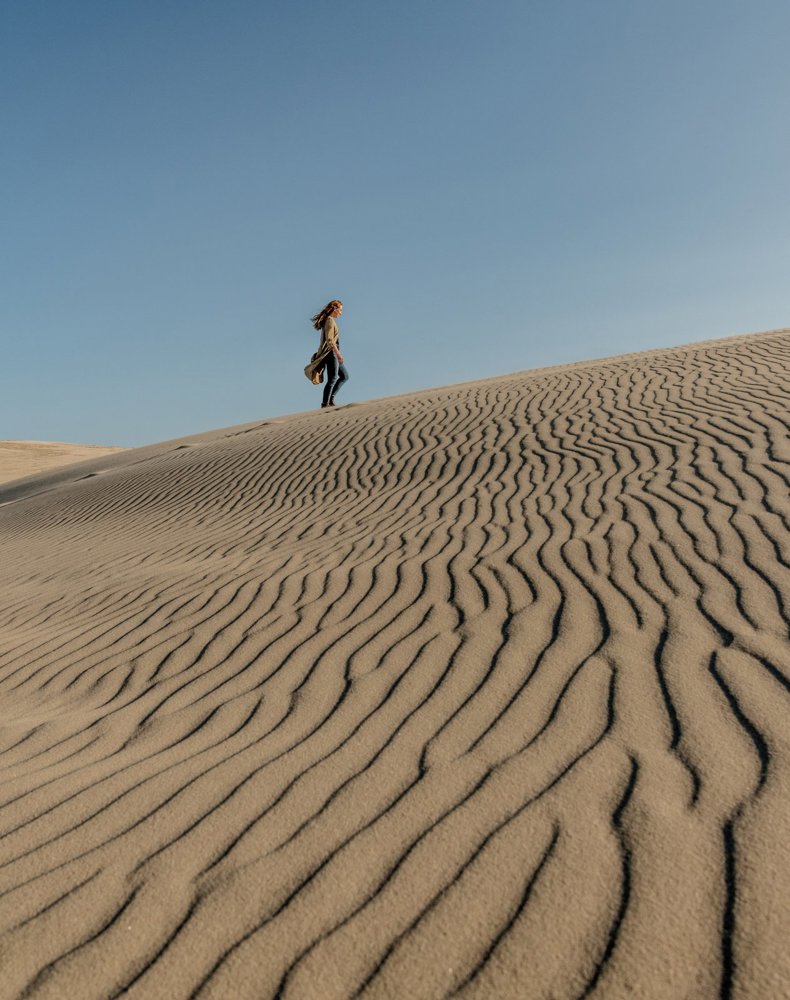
[329,364,349,404]
[322,354,339,407]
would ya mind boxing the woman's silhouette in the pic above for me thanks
[310,300,349,408]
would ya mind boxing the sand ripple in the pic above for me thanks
[0,330,789,998]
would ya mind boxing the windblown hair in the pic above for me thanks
[311,300,342,331]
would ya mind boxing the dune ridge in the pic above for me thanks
[0,328,789,998]
[0,442,124,488]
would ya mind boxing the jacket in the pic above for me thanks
[304,316,339,384]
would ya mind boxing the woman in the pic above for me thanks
[310,299,349,408]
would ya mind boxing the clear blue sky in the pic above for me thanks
[2,1,788,446]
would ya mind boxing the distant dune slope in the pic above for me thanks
[0,441,123,487]
[0,329,788,999]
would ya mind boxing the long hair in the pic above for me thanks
[311,300,342,331]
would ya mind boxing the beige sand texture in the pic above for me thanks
[0,442,124,487]
[0,329,789,999]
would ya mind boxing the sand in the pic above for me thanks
[0,441,124,487]
[0,328,788,999]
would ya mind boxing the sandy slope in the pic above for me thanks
[0,441,124,487]
[0,329,788,999]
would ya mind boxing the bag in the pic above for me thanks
[304,352,324,384]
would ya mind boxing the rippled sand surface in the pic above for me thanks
[1,330,788,999]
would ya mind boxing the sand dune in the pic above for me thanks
[0,441,124,487]
[0,329,788,999]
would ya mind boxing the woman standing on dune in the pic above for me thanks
[310,299,349,408]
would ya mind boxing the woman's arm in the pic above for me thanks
[324,317,343,362]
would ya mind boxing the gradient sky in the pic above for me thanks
[3,0,789,447]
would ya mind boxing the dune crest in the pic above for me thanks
[0,441,124,487]
[0,329,789,998]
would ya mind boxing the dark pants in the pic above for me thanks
[322,353,349,406]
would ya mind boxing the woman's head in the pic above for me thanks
[311,300,343,329]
